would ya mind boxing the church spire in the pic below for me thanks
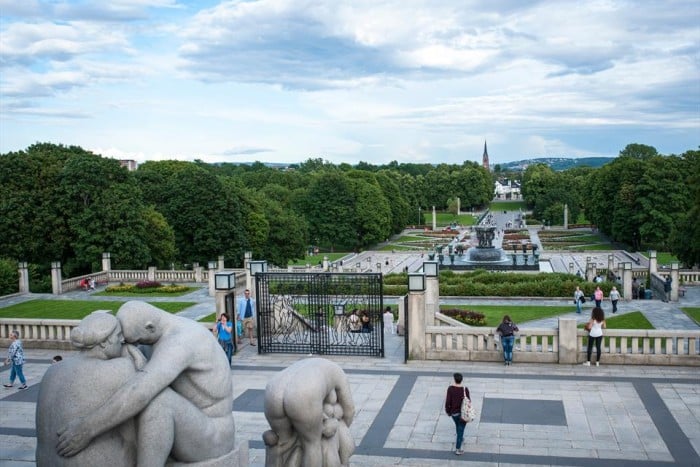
[482,140,490,170]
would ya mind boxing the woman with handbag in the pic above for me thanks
[496,315,519,366]
[583,307,606,366]
[444,372,470,456]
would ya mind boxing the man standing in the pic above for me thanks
[609,286,620,313]
[237,289,257,346]
[664,276,672,302]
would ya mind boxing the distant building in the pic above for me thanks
[494,178,521,200]
[119,159,138,171]
[482,141,490,171]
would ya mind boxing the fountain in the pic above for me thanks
[463,226,509,265]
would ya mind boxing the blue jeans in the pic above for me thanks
[451,414,466,450]
[502,335,515,362]
[219,340,233,364]
[576,299,582,314]
[10,363,26,385]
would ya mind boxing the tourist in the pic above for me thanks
[237,289,257,346]
[583,307,606,367]
[496,315,519,366]
[360,312,372,333]
[609,286,620,313]
[383,307,395,334]
[88,278,96,291]
[444,372,470,456]
[594,286,604,308]
[664,276,672,302]
[574,286,585,314]
[213,313,234,365]
[348,309,361,333]
[632,278,639,300]
[3,330,27,390]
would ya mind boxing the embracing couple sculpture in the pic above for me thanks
[36,301,237,467]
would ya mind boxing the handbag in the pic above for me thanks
[460,388,477,423]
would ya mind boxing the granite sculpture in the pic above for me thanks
[263,358,355,467]
[43,301,240,466]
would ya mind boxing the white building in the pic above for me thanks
[494,179,521,200]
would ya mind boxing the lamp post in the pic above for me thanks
[418,206,422,225]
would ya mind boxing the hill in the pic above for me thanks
[498,157,614,171]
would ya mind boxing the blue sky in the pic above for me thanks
[1,0,698,165]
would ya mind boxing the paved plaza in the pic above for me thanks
[1,282,699,466]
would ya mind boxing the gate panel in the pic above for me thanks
[255,272,384,357]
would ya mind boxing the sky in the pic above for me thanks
[1,0,699,166]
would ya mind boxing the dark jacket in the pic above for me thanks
[497,321,519,337]
[445,385,470,416]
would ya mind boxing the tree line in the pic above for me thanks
[0,143,492,291]
[521,143,699,267]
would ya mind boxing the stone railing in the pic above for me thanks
[424,322,699,366]
[679,271,700,284]
[0,318,213,350]
[107,270,150,283]
[62,272,109,292]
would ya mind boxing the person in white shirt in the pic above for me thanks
[583,307,606,367]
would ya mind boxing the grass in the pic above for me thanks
[94,287,197,297]
[655,252,679,266]
[578,311,656,347]
[681,307,700,325]
[0,300,195,319]
[440,305,573,327]
[489,201,527,211]
[288,252,349,266]
[433,212,478,227]
[198,312,217,322]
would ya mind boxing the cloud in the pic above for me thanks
[220,146,273,156]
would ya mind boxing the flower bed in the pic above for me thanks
[105,282,190,294]
[441,309,487,326]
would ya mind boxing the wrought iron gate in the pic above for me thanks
[255,272,384,357]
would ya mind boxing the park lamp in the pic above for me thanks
[408,272,426,292]
[214,271,235,290]
[18,261,27,269]
[423,261,439,278]
[249,260,268,276]
[208,261,217,271]
[333,301,346,316]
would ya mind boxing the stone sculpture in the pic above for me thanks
[36,312,140,466]
[263,358,355,467]
[47,301,240,466]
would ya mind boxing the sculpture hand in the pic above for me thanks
[56,418,92,457]
[124,343,147,370]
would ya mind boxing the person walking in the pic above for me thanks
[444,372,470,456]
[237,289,257,346]
[4,330,27,389]
[213,313,234,365]
[583,307,606,367]
[383,307,395,335]
[609,286,620,314]
[594,286,604,308]
[632,278,640,300]
[496,315,519,366]
[574,286,585,314]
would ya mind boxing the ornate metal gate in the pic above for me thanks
[255,272,384,357]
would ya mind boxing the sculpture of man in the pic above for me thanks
[56,301,236,466]
[263,358,355,467]
[36,312,141,466]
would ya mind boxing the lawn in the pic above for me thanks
[440,304,573,327]
[0,300,195,319]
[288,252,349,266]
[681,307,700,325]
[94,287,198,297]
[433,212,478,227]
[655,252,680,266]
[578,311,656,347]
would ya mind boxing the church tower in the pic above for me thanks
[482,140,490,171]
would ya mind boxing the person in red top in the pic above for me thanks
[444,372,470,456]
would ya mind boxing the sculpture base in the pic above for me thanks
[166,441,249,467]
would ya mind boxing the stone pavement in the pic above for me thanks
[1,286,699,466]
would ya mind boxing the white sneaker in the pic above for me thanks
[595,362,600,367]
[582,361,590,366]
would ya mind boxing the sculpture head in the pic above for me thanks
[117,301,163,345]
[71,312,123,359]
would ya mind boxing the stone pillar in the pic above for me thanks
[558,318,578,364]
[101,252,111,272]
[622,262,633,300]
[244,251,252,293]
[18,262,29,294]
[397,297,406,335]
[456,197,461,216]
[425,276,439,326]
[670,263,680,302]
[563,204,568,230]
[148,266,156,282]
[51,261,62,295]
[586,262,596,282]
[208,261,217,297]
[194,264,203,283]
[323,256,329,272]
[648,250,657,275]
[408,291,426,360]
[607,254,614,275]
[432,206,436,231]
[218,255,225,271]
[215,289,232,320]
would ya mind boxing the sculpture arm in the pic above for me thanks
[56,339,191,457]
